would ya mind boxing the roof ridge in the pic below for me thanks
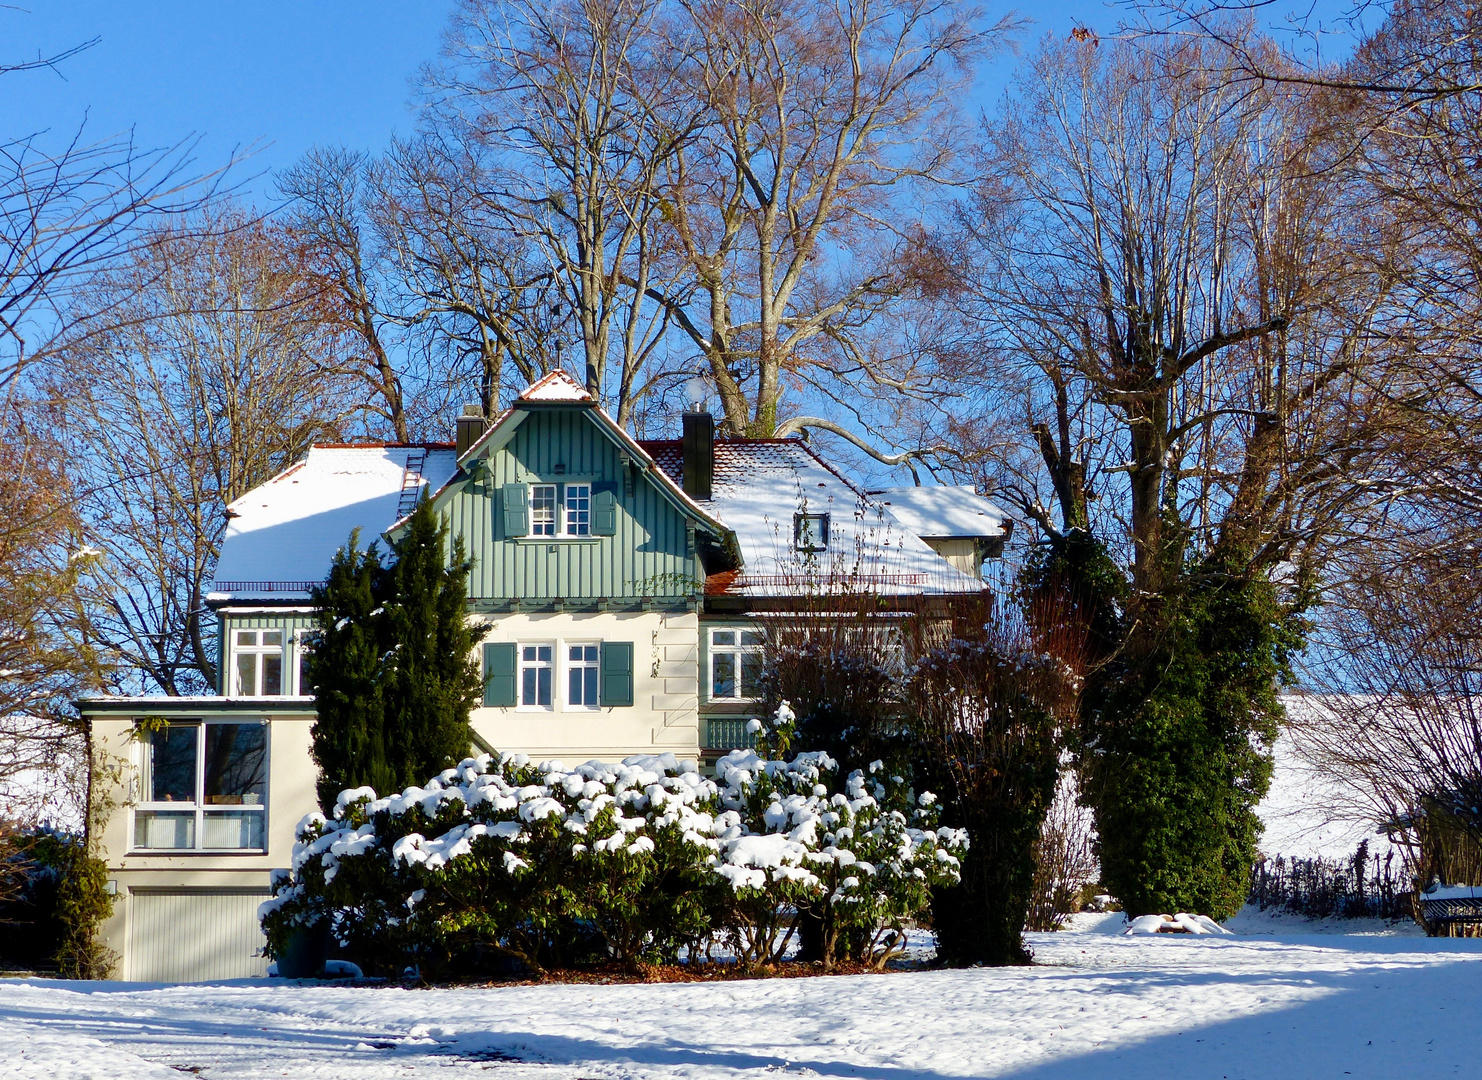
[519,369,593,402]
[311,441,456,450]
[637,436,806,446]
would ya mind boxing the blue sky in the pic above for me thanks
[5,2,456,201]
[2,1,1248,204]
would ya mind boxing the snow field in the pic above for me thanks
[2,924,1480,1080]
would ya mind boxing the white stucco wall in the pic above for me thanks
[470,609,701,761]
[90,710,318,981]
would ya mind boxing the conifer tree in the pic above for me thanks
[305,501,481,814]
[379,498,481,787]
[306,532,390,812]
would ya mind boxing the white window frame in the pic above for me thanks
[565,641,601,710]
[291,628,313,696]
[530,484,558,537]
[132,720,270,853]
[564,483,592,536]
[230,629,286,697]
[709,627,765,701]
[518,642,556,710]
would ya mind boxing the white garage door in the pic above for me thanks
[127,889,270,982]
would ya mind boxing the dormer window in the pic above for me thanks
[794,512,830,552]
[232,630,284,697]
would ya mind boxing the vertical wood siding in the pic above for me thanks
[126,889,270,982]
[448,408,701,601]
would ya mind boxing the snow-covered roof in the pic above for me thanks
[642,440,986,596]
[873,485,1008,539]
[519,369,593,403]
[210,444,458,602]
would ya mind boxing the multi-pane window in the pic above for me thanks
[530,484,558,536]
[520,644,554,708]
[793,512,830,552]
[567,644,599,708]
[134,722,268,851]
[565,483,591,536]
[232,630,284,696]
[294,630,312,696]
[711,628,764,700]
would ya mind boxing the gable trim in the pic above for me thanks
[396,400,733,548]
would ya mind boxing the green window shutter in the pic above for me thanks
[600,641,634,707]
[502,483,528,537]
[592,487,617,536]
[483,642,517,707]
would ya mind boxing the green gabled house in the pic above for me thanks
[80,369,1009,981]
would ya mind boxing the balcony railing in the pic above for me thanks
[704,717,758,753]
[210,581,318,594]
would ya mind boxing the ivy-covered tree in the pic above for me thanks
[1080,553,1305,919]
[306,500,481,813]
[1025,533,1309,921]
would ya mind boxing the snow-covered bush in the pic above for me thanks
[262,707,964,977]
[713,706,967,970]
[261,752,721,975]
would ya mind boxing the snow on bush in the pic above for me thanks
[261,704,966,976]
[713,705,967,968]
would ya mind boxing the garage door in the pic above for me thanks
[127,889,270,982]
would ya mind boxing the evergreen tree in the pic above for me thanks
[306,532,389,812]
[380,498,482,787]
[305,501,481,814]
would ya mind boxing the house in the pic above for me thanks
[80,371,1008,981]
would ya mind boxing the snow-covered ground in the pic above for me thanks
[4,919,1478,1080]
[1256,705,1393,862]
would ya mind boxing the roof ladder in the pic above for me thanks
[397,448,428,517]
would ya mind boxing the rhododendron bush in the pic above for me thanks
[260,706,966,977]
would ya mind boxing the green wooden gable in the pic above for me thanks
[411,385,733,605]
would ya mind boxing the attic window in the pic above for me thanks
[793,512,830,552]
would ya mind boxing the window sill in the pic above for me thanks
[125,849,268,857]
[511,537,602,545]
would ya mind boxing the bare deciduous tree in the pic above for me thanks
[0,401,99,721]
[49,207,365,694]
[1,126,225,399]
[1298,535,1482,887]
[953,32,1398,595]
[279,148,411,441]
[367,135,565,420]
[431,0,696,424]
[651,0,999,443]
